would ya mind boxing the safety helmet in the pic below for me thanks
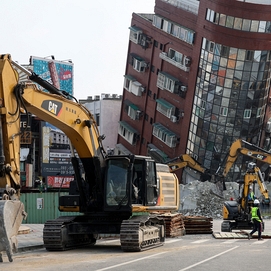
[254,199,260,205]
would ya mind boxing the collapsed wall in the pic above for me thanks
[178,180,271,218]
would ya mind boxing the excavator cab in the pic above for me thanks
[104,155,158,211]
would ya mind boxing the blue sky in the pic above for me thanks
[2,0,155,99]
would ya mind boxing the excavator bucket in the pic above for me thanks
[0,200,25,262]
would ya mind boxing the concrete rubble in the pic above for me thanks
[179,180,271,218]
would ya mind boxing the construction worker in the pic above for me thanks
[248,199,264,240]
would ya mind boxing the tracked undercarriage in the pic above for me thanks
[43,215,165,252]
[120,215,165,251]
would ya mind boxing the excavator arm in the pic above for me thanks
[253,166,269,201]
[0,55,106,196]
[0,54,106,261]
[240,163,270,211]
[168,154,206,174]
[220,139,271,177]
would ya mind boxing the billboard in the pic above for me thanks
[30,56,74,95]
[41,121,74,188]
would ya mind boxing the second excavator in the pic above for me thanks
[218,139,271,231]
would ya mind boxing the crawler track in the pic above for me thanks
[120,215,165,251]
[43,216,96,251]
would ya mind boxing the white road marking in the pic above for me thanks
[252,239,268,244]
[191,239,209,244]
[166,239,182,244]
[178,246,239,271]
[94,251,167,271]
[223,239,239,244]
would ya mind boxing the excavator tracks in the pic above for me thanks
[120,215,165,252]
[44,215,165,252]
[43,216,96,251]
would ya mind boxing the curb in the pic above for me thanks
[17,245,44,253]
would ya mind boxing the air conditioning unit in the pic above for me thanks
[140,86,146,93]
[170,115,177,123]
[181,86,187,92]
[184,56,191,66]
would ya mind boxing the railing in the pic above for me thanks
[159,52,190,72]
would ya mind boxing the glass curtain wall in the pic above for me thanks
[187,37,271,180]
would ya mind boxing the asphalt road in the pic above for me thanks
[1,219,270,270]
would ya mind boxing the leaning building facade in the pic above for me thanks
[117,0,271,182]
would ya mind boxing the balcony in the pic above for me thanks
[159,52,190,72]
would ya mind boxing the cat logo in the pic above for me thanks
[48,101,58,114]
[41,100,63,116]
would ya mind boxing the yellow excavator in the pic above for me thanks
[167,154,212,181]
[0,54,179,262]
[218,139,271,231]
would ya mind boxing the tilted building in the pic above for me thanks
[117,0,271,182]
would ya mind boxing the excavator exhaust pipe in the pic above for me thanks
[0,200,26,262]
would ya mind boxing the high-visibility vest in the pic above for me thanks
[251,207,261,222]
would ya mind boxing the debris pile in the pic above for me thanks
[158,213,185,237]
[179,180,240,218]
[182,216,213,234]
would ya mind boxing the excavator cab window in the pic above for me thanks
[145,160,158,206]
[105,158,130,207]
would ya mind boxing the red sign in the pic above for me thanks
[47,176,74,188]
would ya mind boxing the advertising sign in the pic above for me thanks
[41,121,74,186]
[30,56,74,95]
[20,114,32,144]
[47,176,74,188]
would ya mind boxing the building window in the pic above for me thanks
[128,104,142,120]
[256,107,262,118]
[152,15,195,45]
[123,75,136,91]
[206,8,271,33]
[129,26,142,44]
[157,71,181,93]
[95,114,100,126]
[156,98,175,118]
[118,121,139,145]
[152,123,177,148]
[245,50,254,61]
[129,54,148,72]
[220,107,228,116]
[244,109,252,119]
[168,49,183,64]
[123,75,144,96]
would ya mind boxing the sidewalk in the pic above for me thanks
[17,224,44,252]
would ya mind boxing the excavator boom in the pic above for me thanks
[168,154,206,173]
[0,55,180,261]
[0,54,106,261]
[220,139,271,177]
